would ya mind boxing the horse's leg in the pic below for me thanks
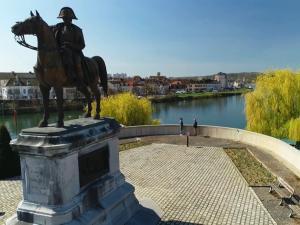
[91,84,101,120]
[54,87,64,127]
[78,86,92,118]
[39,85,50,127]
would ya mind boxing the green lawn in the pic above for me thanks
[119,141,151,151]
[176,89,251,98]
[224,148,276,186]
[150,89,252,103]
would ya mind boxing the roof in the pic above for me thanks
[0,72,38,86]
[0,72,35,80]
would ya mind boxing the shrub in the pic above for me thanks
[91,92,160,126]
[0,125,20,179]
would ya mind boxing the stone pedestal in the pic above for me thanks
[6,118,159,225]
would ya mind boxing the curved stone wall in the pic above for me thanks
[119,125,300,178]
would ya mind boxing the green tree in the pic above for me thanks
[0,125,20,179]
[91,92,160,126]
[245,69,300,140]
[288,118,300,148]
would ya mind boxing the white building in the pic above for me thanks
[112,73,127,79]
[214,72,228,89]
[187,82,222,92]
[233,81,243,89]
[1,86,41,100]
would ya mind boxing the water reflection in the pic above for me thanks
[152,95,245,129]
[1,96,246,139]
[0,110,82,139]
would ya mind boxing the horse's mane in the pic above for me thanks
[35,16,57,47]
[37,16,53,34]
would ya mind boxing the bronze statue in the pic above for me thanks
[52,7,85,88]
[11,9,108,128]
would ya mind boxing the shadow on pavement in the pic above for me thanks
[159,221,203,225]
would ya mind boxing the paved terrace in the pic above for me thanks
[1,139,286,225]
[121,144,276,225]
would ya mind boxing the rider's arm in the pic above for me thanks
[77,29,85,50]
[69,29,85,51]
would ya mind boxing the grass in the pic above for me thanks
[224,148,276,186]
[119,141,151,151]
[176,88,251,98]
[150,89,252,103]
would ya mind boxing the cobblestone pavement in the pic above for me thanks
[120,144,277,225]
[0,144,277,225]
[0,180,22,225]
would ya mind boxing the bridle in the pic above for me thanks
[14,34,38,51]
[13,18,58,52]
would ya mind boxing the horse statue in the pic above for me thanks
[11,11,108,127]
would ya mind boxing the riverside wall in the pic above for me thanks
[119,125,300,178]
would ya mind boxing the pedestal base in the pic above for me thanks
[6,118,160,225]
[7,181,160,225]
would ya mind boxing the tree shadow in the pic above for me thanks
[0,176,21,181]
[159,221,203,225]
[128,205,203,225]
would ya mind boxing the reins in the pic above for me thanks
[14,34,58,52]
[14,35,38,51]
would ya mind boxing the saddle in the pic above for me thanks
[61,53,91,86]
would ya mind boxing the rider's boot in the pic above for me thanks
[75,63,86,89]
[66,66,82,88]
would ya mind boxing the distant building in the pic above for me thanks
[112,73,127,79]
[130,76,145,96]
[108,78,132,94]
[214,72,228,89]
[169,80,186,92]
[233,80,243,89]
[186,79,221,92]
[0,72,41,100]
[0,72,38,86]
[0,72,85,100]
[145,73,169,95]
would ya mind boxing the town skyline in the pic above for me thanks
[2,0,300,76]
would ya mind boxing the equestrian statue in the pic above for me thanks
[11,7,108,127]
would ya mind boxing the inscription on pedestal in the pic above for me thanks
[26,161,49,196]
[79,145,109,187]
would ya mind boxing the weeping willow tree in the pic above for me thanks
[289,118,300,148]
[91,92,160,126]
[245,69,300,142]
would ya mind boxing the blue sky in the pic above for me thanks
[2,0,300,77]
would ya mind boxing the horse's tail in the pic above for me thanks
[92,56,108,96]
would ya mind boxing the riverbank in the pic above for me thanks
[0,100,84,115]
[149,88,252,103]
[0,89,251,113]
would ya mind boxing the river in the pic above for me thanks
[0,95,246,139]
[152,95,245,128]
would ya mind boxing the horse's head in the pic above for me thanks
[11,11,44,36]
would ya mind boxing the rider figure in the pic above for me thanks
[52,7,85,87]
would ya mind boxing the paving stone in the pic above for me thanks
[120,144,277,225]
[0,144,277,225]
[0,179,22,225]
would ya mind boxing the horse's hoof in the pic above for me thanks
[83,112,91,118]
[93,114,100,120]
[56,121,64,128]
[38,121,48,127]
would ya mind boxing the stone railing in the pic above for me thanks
[119,125,300,178]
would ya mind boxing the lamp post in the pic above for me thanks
[1,102,4,122]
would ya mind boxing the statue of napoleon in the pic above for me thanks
[11,7,108,127]
[52,7,85,88]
